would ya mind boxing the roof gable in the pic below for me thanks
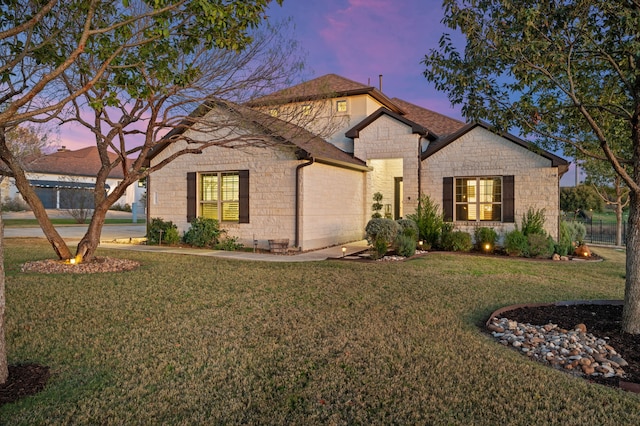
[246,74,404,113]
[147,99,368,170]
[345,107,430,139]
[422,122,569,172]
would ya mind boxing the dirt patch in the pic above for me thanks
[0,364,50,407]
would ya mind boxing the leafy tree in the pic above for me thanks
[0,0,284,385]
[423,0,640,333]
[560,185,603,216]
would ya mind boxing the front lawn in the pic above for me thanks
[1,240,638,424]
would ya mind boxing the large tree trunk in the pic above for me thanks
[623,191,640,333]
[75,204,110,262]
[0,215,8,384]
[0,132,72,260]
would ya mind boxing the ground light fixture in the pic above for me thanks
[484,243,492,252]
[342,246,346,257]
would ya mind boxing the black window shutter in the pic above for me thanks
[239,170,250,223]
[187,172,196,223]
[503,175,514,222]
[443,177,453,222]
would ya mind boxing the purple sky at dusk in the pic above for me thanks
[267,0,461,117]
[58,0,462,152]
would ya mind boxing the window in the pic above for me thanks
[187,171,249,223]
[200,172,240,222]
[269,108,279,117]
[336,99,347,112]
[455,177,502,221]
[302,104,312,115]
[443,176,513,223]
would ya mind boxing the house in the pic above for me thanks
[146,74,568,250]
[3,146,145,210]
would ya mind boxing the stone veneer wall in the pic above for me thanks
[352,114,422,218]
[149,139,301,250]
[150,137,369,251]
[421,126,561,240]
[300,162,366,249]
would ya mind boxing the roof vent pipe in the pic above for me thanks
[379,74,383,92]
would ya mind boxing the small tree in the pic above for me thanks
[371,192,384,218]
[406,194,444,249]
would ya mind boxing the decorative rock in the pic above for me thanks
[552,253,560,261]
[488,323,505,333]
[560,256,569,261]
[487,317,627,380]
[611,355,629,367]
[574,244,592,257]
[574,323,587,333]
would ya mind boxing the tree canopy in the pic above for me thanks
[423,0,640,333]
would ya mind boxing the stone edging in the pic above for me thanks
[485,299,640,394]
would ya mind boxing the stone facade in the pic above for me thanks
[421,126,561,240]
[353,114,423,218]
[149,136,367,251]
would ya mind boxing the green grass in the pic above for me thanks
[1,241,638,424]
[3,218,145,227]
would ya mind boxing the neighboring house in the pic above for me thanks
[147,74,569,251]
[4,146,145,210]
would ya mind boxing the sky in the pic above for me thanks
[266,0,462,118]
[55,0,579,184]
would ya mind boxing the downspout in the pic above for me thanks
[295,157,315,249]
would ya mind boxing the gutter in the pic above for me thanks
[295,156,315,248]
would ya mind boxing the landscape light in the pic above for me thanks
[342,247,347,257]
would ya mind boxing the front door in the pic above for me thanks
[394,177,403,219]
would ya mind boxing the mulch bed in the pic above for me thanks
[21,257,140,274]
[0,364,50,407]
[499,304,640,391]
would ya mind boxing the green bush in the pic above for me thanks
[527,233,555,258]
[371,192,384,219]
[555,221,573,256]
[441,230,472,252]
[216,235,244,251]
[406,195,444,249]
[396,219,419,239]
[365,218,399,259]
[395,234,417,257]
[521,207,546,236]
[183,217,222,248]
[565,221,586,245]
[474,227,498,251]
[504,229,528,257]
[147,217,180,245]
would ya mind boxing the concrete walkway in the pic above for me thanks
[3,210,370,262]
[100,240,370,262]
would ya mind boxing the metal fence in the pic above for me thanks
[570,219,626,246]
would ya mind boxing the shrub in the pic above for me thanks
[395,234,417,257]
[371,192,384,219]
[110,203,132,212]
[521,207,546,236]
[406,195,444,249]
[441,230,472,252]
[216,235,244,251]
[565,221,586,245]
[555,221,573,256]
[474,227,498,251]
[504,229,528,257]
[365,218,399,259]
[183,217,222,248]
[147,217,180,245]
[527,233,555,258]
[1,195,31,212]
[396,218,419,239]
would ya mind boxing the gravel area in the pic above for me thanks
[21,257,140,274]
